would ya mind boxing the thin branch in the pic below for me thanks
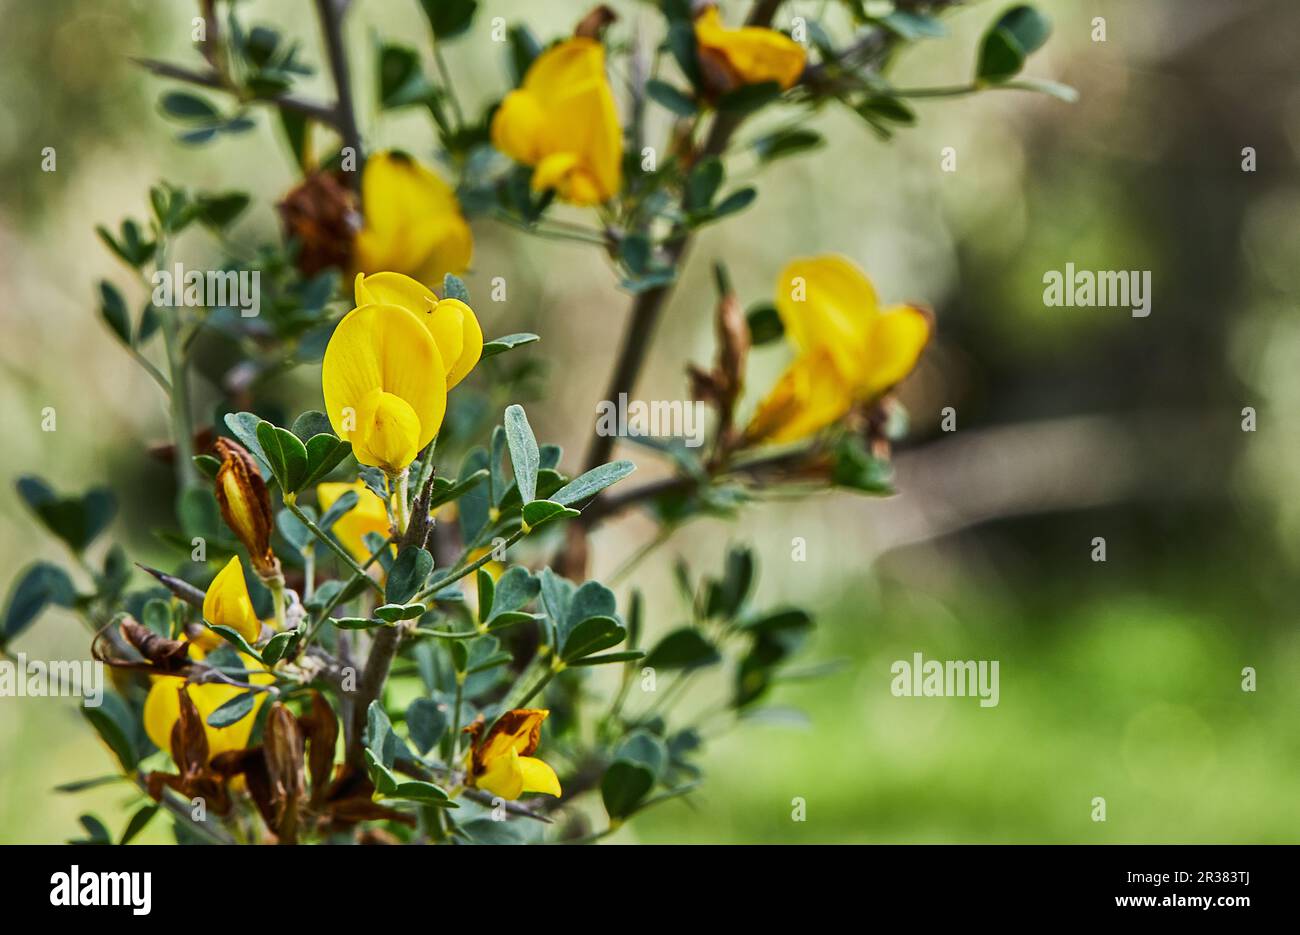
[314,0,364,187]
[133,58,339,124]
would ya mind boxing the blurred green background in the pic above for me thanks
[3,0,1299,843]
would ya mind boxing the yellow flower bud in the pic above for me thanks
[199,556,263,650]
[213,437,279,580]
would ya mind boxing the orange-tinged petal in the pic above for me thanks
[744,348,854,445]
[695,7,807,90]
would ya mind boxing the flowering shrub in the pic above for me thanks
[2,0,1066,844]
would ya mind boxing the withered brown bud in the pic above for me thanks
[575,4,617,39]
[264,703,306,844]
[213,437,280,580]
[115,616,191,674]
[277,170,360,277]
[687,277,751,456]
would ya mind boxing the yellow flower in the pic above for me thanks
[196,556,262,651]
[317,479,391,563]
[464,709,562,800]
[694,6,807,91]
[142,647,271,762]
[322,301,447,474]
[745,256,931,444]
[354,151,473,287]
[491,37,622,205]
[354,272,482,390]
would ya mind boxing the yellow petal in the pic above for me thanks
[435,298,483,389]
[745,348,854,445]
[201,556,261,646]
[355,151,473,281]
[318,480,391,562]
[489,38,622,204]
[143,653,269,763]
[351,387,423,473]
[322,302,447,458]
[354,271,468,380]
[695,7,807,90]
[775,255,881,383]
[859,304,931,399]
[491,89,549,167]
[143,676,184,751]
[476,748,525,800]
[517,756,562,797]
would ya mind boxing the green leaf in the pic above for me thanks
[223,411,273,474]
[551,460,636,506]
[260,629,299,665]
[207,624,263,662]
[160,91,220,121]
[562,615,627,662]
[738,608,813,636]
[290,410,334,443]
[746,302,783,345]
[503,404,540,504]
[506,24,541,86]
[16,476,117,553]
[480,332,540,360]
[374,602,426,623]
[119,804,159,845]
[1001,76,1079,101]
[407,698,448,755]
[601,760,655,820]
[568,650,645,667]
[256,421,309,492]
[752,128,824,163]
[643,628,721,670]
[977,28,1024,82]
[476,568,495,623]
[392,780,456,805]
[99,281,130,343]
[318,489,360,533]
[712,187,757,219]
[646,78,696,116]
[2,562,76,647]
[877,10,947,40]
[206,690,256,728]
[419,0,478,40]
[81,693,141,772]
[615,731,668,780]
[521,499,578,531]
[685,157,724,212]
[387,547,433,605]
[427,468,488,509]
[332,616,385,630]
[193,192,250,230]
[443,272,471,302]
